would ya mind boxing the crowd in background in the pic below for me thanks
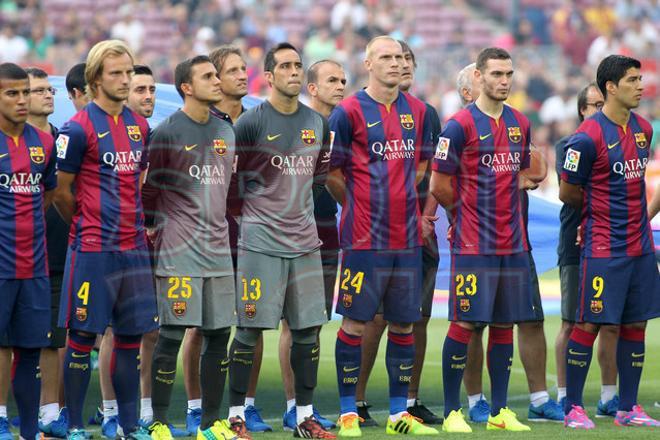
[1,0,659,188]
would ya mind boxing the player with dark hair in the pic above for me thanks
[560,55,660,429]
[0,62,57,440]
[54,40,158,440]
[328,36,439,437]
[353,40,443,427]
[142,55,241,440]
[65,63,89,111]
[553,83,620,417]
[226,42,335,439]
[431,47,544,432]
[127,65,156,119]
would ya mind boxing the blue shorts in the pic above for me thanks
[58,246,159,336]
[577,253,660,324]
[0,278,51,348]
[335,248,422,323]
[449,252,536,323]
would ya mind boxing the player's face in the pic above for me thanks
[366,40,403,88]
[128,74,156,118]
[311,63,346,107]
[0,78,30,125]
[478,58,513,102]
[189,62,222,104]
[399,51,415,91]
[218,53,248,99]
[28,75,55,117]
[268,49,303,98]
[581,86,604,119]
[96,53,134,102]
[611,67,643,110]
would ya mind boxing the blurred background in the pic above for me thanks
[1,0,659,198]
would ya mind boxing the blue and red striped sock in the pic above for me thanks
[487,327,513,416]
[617,327,645,412]
[442,323,472,416]
[112,334,142,434]
[335,328,362,415]
[565,327,596,413]
[64,332,96,428]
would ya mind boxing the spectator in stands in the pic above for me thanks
[0,22,28,63]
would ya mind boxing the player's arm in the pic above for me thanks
[519,124,547,185]
[43,190,54,211]
[416,160,429,185]
[53,121,86,224]
[558,132,596,210]
[53,171,77,224]
[313,117,332,186]
[429,118,464,209]
[648,183,660,220]
[326,105,353,206]
[227,114,255,217]
[42,136,58,211]
[141,127,170,227]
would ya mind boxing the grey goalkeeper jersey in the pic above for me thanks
[233,100,330,257]
[142,109,235,277]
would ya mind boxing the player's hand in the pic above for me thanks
[575,225,582,246]
[446,224,454,241]
[146,227,157,243]
[422,215,438,245]
[519,175,539,190]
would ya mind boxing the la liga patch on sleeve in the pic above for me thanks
[56,134,69,159]
[435,137,450,160]
[563,148,580,172]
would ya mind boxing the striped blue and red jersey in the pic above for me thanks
[329,90,434,250]
[56,102,150,252]
[561,111,654,258]
[433,103,531,255]
[0,124,56,279]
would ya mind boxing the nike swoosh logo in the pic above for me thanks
[221,359,231,366]
[157,369,176,375]
[488,421,505,429]
[97,131,110,139]
[607,141,620,149]
[233,350,253,355]
[312,347,320,354]
[343,366,359,373]
[479,133,492,141]
[399,364,414,370]
[0,153,7,159]
[267,134,282,141]
[184,144,198,151]
[631,352,644,358]
[451,355,467,361]
[71,353,89,358]
[367,121,381,128]
[568,349,588,356]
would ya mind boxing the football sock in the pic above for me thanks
[64,332,96,428]
[565,327,596,413]
[228,339,255,408]
[12,348,40,439]
[468,393,485,409]
[617,327,645,412]
[385,331,414,416]
[530,390,550,407]
[111,334,141,433]
[151,333,183,424]
[290,342,319,407]
[442,323,472,416]
[600,385,617,404]
[487,326,514,416]
[335,329,361,416]
[200,328,230,430]
[140,398,153,422]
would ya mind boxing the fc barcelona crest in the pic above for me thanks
[459,299,470,312]
[635,132,648,149]
[76,307,87,322]
[590,300,603,314]
[127,125,142,142]
[214,138,227,156]
[245,303,256,319]
[301,129,316,145]
[29,146,45,164]
[508,126,521,143]
[400,114,414,130]
[172,301,187,317]
[342,293,353,308]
